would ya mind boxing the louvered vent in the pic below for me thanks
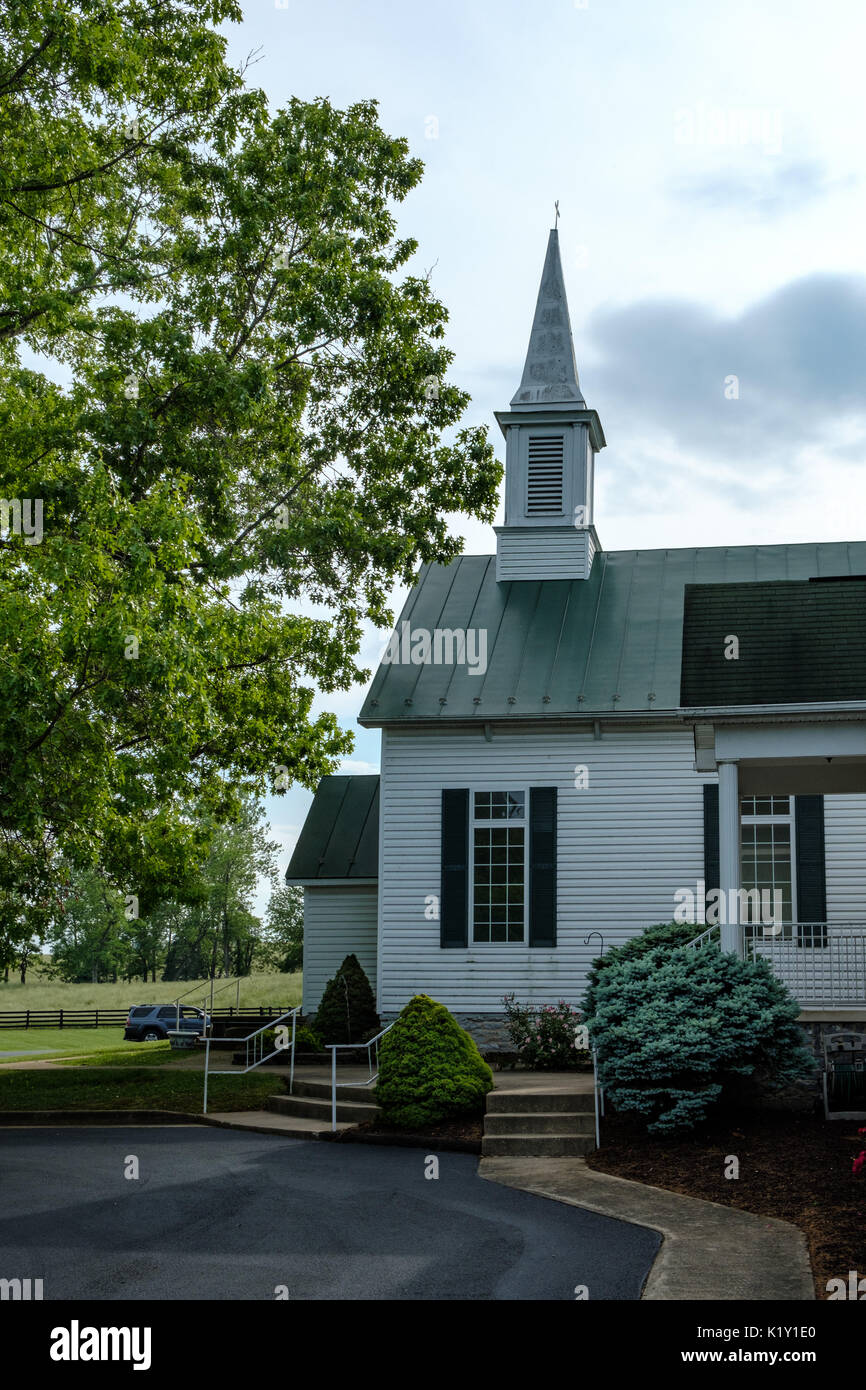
[527,435,565,514]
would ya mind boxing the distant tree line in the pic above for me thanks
[0,796,302,985]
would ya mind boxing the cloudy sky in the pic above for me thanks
[224,0,866,908]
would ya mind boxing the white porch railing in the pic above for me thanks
[685,921,866,1008]
[747,924,866,1009]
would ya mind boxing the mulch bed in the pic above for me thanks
[586,1108,865,1299]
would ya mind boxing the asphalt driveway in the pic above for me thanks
[0,1127,660,1300]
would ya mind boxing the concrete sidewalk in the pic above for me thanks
[480,1156,815,1301]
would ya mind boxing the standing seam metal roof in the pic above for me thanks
[285,775,379,881]
[359,541,866,723]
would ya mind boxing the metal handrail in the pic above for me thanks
[167,976,240,1035]
[197,976,241,1034]
[684,925,721,950]
[202,1007,300,1114]
[591,1044,603,1149]
[327,1022,395,1131]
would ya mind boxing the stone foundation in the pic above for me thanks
[452,1013,512,1051]
[380,1011,512,1052]
[800,1019,866,1061]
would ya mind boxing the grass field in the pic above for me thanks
[0,1034,177,1065]
[0,1066,283,1112]
[0,969,302,1015]
[55,1043,179,1067]
[0,1028,137,1059]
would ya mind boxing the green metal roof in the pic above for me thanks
[681,578,866,706]
[359,541,866,723]
[285,775,379,882]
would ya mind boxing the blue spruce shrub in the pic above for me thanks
[582,920,712,1020]
[589,945,814,1134]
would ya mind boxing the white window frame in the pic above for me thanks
[469,787,530,945]
[739,795,797,933]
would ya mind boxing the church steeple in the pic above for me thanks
[494,223,606,583]
[511,228,586,409]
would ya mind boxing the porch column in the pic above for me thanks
[718,759,743,957]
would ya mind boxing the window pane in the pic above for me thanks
[475,791,525,821]
[472,822,525,942]
[740,822,792,927]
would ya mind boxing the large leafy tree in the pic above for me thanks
[0,1,501,936]
[259,883,304,974]
[49,864,128,983]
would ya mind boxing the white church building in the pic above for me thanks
[287,226,866,1048]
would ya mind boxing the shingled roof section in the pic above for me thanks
[680,578,866,707]
[285,775,379,883]
[359,541,866,723]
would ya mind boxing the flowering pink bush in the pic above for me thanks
[852,1128,866,1177]
[502,994,589,1070]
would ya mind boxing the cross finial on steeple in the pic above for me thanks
[554,199,560,229]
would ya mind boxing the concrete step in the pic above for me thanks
[204,1110,351,1139]
[486,1090,594,1115]
[481,1133,596,1158]
[484,1111,595,1136]
[266,1093,380,1124]
[288,1078,379,1105]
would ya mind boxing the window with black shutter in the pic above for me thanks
[440,789,469,948]
[529,787,557,947]
[440,787,558,947]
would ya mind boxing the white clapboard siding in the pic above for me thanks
[824,794,866,924]
[495,527,594,581]
[378,725,710,1014]
[302,886,378,1015]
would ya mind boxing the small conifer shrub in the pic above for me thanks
[375,994,494,1128]
[314,954,379,1045]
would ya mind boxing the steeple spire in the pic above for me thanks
[511,227,585,409]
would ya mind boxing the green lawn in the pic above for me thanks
[0,969,302,1014]
[0,1028,134,1059]
[57,1043,179,1068]
[0,1066,283,1112]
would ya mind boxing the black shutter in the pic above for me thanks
[441,789,469,948]
[703,784,719,926]
[529,787,557,947]
[795,795,826,945]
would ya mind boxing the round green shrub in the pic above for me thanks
[314,953,379,1045]
[261,1022,319,1049]
[590,945,814,1134]
[375,994,494,1128]
[292,1023,322,1053]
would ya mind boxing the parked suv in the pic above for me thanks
[124,1005,209,1042]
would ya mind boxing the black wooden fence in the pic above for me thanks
[0,1006,294,1030]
